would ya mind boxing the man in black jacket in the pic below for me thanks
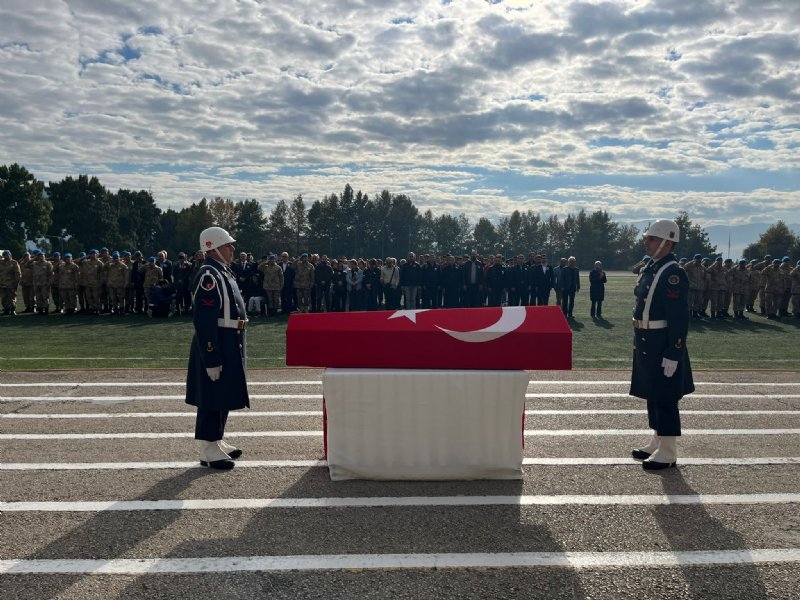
[531,255,555,306]
[462,251,484,308]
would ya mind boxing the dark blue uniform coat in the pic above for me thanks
[185,257,250,412]
[629,253,694,435]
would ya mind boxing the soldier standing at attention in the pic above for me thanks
[31,250,54,315]
[683,254,705,319]
[0,250,22,315]
[746,259,762,313]
[58,253,80,314]
[630,219,695,471]
[707,257,727,319]
[106,252,130,315]
[81,249,104,315]
[790,260,800,318]
[20,252,35,312]
[293,253,315,313]
[762,259,783,319]
[186,227,249,470]
[729,259,750,319]
[779,257,793,317]
[139,257,164,314]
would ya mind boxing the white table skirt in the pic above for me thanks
[323,368,529,481]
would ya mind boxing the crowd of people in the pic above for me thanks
[0,245,798,320]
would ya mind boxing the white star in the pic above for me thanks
[388,309,431,323]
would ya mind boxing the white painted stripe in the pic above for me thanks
[3,428,797,440]
[0,411,322,419]
[1,549,798,574]
[4,409,798,419]
[4,392,799,403]
[1,457,797,471]
[1,380,798,388]
[3,493,798,513]
[0,381,322,387]
[0,394,322,402]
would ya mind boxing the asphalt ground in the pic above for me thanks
[1,368,799,599]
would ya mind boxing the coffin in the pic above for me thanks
[286,306,572,370]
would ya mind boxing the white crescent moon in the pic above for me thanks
[435,306,527,343]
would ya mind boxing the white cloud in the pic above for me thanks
[0,0,797,229]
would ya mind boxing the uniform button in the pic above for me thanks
[239,344,243,349]
[641,337,645,341]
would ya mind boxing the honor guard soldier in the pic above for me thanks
[185,227,250,470]
[630,219,695,470]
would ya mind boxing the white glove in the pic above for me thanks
[661,358,678,378]
[206,366,222,381]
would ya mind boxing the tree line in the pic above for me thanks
[2,163,798,269]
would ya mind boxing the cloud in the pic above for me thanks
[0,0,797,231]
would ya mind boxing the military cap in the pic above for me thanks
[133,250,142,257]
[268,254,276,260]
[693,253,702,260]
[642,255,650,261]
[772,259,781,265]
[64,253,73,258]
[100,247,108,252]
[679,257,688,263]
[724,258,733,264]
[32,249,42,256]
[22,251,30,257]
[178,252,187,259]
[2,250,10,257]
[714,257,722,263]
[764,254,772,260]
[148,256,156,263]
[782,256,791,263]
[52,252,60,257]
[122,251,131,257]
[750,259,757,264]
[112,251,120,258]
[739,259,747,265]
[301,252,309,258]
[88,249,98,255]
[78,251,86,258]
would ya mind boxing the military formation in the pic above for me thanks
[1,246,799,320]
[679,253,800,320]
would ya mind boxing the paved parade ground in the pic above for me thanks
[1,368,799,599]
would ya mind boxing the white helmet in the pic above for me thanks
[199,226,235,252]
[644,219,680,243]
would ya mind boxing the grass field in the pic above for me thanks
[1,273,798,370]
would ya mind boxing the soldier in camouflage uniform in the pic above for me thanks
[762,259,783,320]
[700,257,712,316]
[683,254,706,319]
[721,258,734,317]
[706,257,728,320]
[260,254,284,316]
[728,259,750,320]
[121,251,135,313]
[31,250,54,314]
[293,253,315,313]
[753,254,772,315]
[20,252,35,312]
[58,253,80,314]
[106,252,130,315]
[139,257,164,314]
[0,250,21,315]
[779,257,793,317]
[50,252,63,312]
[80,249,104,315]
[745,259,762,313]
[791,260,800,318]
[98,247,112,313]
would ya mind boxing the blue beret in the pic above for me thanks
[78,251,86,258]
[64,253,72,258]
[52,252,60,257]
[714,257,722,262]
[112,251,120,258]
[693,253,702,260]
[764,254,772,260]
[782,256,790,262]
[679,257,687,263]
[88,249,98,255]
[122,251,131,257]
[724,258,733,264]
[2,250,10,257]
[739,259,746,265]
[148,256,156,263]
[642,255,650,261]
[301,253,309,258]
[100,247,108,252]
[32,250,42,256]
[268,254,276,260]
[772,259,781,265]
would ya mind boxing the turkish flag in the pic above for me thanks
[286,306,572,370]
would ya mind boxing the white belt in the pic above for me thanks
[218,318,248,330]
[632,319,667,329]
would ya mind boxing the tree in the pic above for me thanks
[155,209,180,256]
[288,195,308,255]
[48,174,118,250]
[387,194,419,256]
[472,217,498,255]
[433,214,464,255]
[416,210,436,254]
[0,163,51,255]
[114,188,161,252]
[235,199,268,256]
[266,200,292,252]
[674,211,717,259]
[174,199,213,255]
[209,197,239,231]
[743,221,799,262]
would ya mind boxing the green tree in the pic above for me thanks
[174,199,213,255]
[209,197,239,231]
[114,188,161,252]
[288,194,308,255]
[266,199,292,252]
[473,217,498,255]
[235,199,268,256]
[387,193,419,256]
[416,210,436,254]
[433,214,464,255]
[743,221,799,262]
[0,163,51,255]
[674,212,717,259]
[48,174,118,250]
[155,209,180,256]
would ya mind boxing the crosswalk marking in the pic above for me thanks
[2,457,797,470]
[3,493,798,513]
[1,380,798,387]
[3,428,798,440]
[2,549,798,574]
[3,409,798,419]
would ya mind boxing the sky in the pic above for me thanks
[1,0,799,235]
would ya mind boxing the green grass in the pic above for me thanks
[1,274,798,371]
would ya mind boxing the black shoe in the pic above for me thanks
[642,460,677,470]
[631,449,651,460]
[200,459,235,470]
[227,448,242,460]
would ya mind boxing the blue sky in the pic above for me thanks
[1,0,798,233]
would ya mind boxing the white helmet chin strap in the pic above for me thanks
[212,247,229,264]
[651,238,669,261]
